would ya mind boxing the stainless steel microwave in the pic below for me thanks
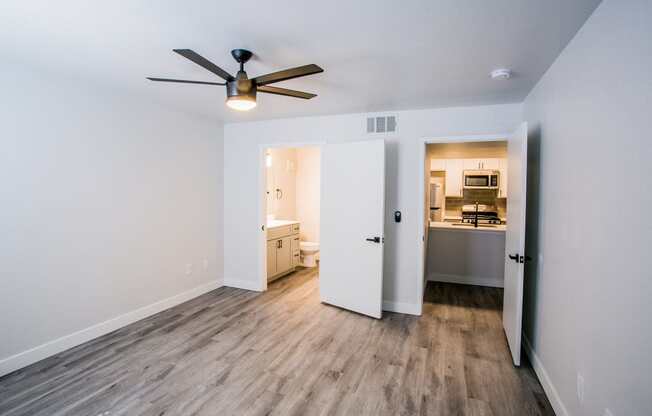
[463,170,499,189]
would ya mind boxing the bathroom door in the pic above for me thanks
[320,139,385,319]
[503,122,528,366]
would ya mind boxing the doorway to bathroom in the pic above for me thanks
[258,139,386,318]
[261,145,321,289]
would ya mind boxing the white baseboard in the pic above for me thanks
[0,279,223,378]
[427,272,504,288]
[382,300,422,316]
[522,334,568,416]
[223,277,264,292]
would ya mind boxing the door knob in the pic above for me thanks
[366,237,381,243]
[508,253,519,262]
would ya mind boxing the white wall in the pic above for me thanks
[0,60,224,375]
[295,147,321,243]
[224,104,522,310]
[522,0,652,415]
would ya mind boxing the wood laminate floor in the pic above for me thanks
[0,268,554,415]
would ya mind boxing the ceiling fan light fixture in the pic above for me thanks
[226,95,257,111]
[225,74,257,111]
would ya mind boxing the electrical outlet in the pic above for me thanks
[185,263,193,276]
[603,409,614,416]
[577,373,585,404]
[203,259,209,271]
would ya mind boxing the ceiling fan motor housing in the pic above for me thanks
[226,70,256,100]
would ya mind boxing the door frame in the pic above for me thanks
[257,142,325,291]
[416,133,509,309]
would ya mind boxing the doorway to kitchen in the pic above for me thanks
[425,140,508,287]
[417,124,529,365]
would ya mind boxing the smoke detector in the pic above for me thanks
[490,69,512,80]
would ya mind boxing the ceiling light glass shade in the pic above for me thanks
[226,95,257,111]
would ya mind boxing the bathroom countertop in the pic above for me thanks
[267,219,300,228]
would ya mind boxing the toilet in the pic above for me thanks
[299,241,320,268]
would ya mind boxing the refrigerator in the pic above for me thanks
[429,176,444,222]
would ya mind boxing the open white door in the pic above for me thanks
[320,140,385,319]
[503,122,528,365]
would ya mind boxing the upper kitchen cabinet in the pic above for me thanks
[463,158,483,170]
[444,159,464,197]
[430,159,446,171]
[431,157,505,198]
[483,158,501,170]
[463,158,500,170]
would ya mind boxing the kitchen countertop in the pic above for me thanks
[267,219,300,228]
[430,221,506,233]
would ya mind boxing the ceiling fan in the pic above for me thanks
[147,49,323,111]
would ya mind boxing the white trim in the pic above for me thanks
[223,277,265,292]
[522,334,569,416]
[416,133,510,314]
[382,300,421,316]
[427,272,504,288]
[0,279,223,377]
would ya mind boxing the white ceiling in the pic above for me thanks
[1,0,601,123]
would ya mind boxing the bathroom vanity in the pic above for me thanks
[266,220,300,282]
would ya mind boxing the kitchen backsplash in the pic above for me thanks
[445,189,506,220]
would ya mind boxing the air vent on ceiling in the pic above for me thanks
[366,115,397,134]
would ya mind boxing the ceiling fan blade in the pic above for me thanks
[253,64,323,86]
[257,85,317,99]
[147,77,225,86]
[173,49,234,81]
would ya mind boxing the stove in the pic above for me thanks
[461,204,502,225]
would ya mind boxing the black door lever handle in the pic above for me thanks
[366,237,381,243]
[508,253,519,262]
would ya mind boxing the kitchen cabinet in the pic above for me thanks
[463,158,500,170]
[498,158,508,198]
[430,159,446,171]
[431,158,507,198]
[267,221,300,281]
[483,158,500,170]
[463,158,483,170]
[444,159,464,197]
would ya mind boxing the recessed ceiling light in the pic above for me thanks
[490,69,512,80]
